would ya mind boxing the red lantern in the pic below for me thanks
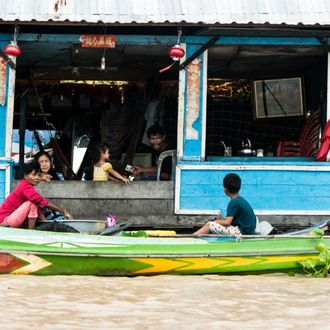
[4,42,21,58]
[159,30,185,73]
[169,45,185,61]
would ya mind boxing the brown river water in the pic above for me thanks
[1,274,329,329]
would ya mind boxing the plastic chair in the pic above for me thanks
[156,150,177,181]
[277,110,321,157]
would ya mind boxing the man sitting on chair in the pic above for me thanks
[133,124,175,181]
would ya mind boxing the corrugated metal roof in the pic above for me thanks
[0,0,330,26]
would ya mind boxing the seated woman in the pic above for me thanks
[34,151,60,182]
[0,160,73,229]
[34,151,62,220]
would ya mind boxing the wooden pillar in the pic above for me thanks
[18,97,26,179]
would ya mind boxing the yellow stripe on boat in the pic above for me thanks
[145,230,176,236]
[131,255,319,275]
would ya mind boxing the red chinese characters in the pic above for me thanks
[0,57,7,106]
[80,35,116,48]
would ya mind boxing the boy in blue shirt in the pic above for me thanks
[194,173,256,236]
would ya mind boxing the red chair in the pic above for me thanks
[277,110,321,157]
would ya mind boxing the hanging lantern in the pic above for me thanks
[100,56,106,70]
[169,45,185,61]
[4,41,21,58]
[159,29,185,73]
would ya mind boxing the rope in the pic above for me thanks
[119,74,160,174]
[29,67,54,140]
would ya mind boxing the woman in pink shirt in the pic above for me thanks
[0,160,73,229]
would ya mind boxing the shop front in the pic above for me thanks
[176,36,330,220]
[1,1,330,226]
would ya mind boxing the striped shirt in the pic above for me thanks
[93,162,112,181]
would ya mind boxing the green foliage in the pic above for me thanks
[298,229,330,278]
[310,228,325,239]
[121,230,148,238]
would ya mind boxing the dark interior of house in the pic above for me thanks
[5,23,327,177]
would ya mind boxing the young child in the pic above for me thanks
[193,173,256,236]
[89,142,130,184]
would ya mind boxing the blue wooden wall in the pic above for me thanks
[175,36,330,216]
[0,163,7,197]
[175,158,330,216]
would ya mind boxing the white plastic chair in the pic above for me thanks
[156,150,177,181]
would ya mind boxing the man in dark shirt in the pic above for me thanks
[133,125,175,180]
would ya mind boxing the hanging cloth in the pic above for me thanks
[33,129,44,152]
[50,138,80,180]
[141,101,160,146]
[30,67,80,180]
[316,119,330,161]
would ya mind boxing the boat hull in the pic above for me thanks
[0,252,321,276]
[0,227,326,276]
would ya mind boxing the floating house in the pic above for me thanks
[1,1,330,228]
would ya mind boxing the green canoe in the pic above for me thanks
[0,223,328,276]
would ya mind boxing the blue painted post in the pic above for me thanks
[0,37,17,200]
[177,43,207,161]
[0,41,9,157]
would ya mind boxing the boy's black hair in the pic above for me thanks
[223,173,241,194]
[24,160,41,175]
[146,124,166,138]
